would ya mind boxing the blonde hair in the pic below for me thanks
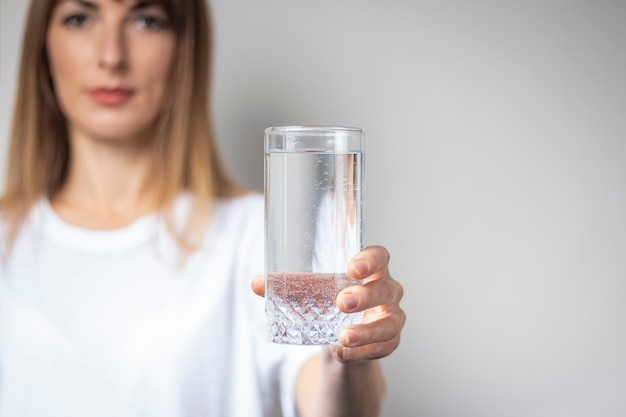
[1,0,244,256]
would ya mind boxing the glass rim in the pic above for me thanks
[265,125,363,134]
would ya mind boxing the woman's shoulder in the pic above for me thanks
[219,191,263,212]
[192,191,264,255]
[0,196,47,259]
[214,191,264,230]
[176,191,263,240]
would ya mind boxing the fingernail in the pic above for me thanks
[353,260,369,277]
[338,346,352,361]
[342,294,358,311]
[341,328,360,346]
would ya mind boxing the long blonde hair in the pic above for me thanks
[1,0,243,255]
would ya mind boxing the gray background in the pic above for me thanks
[2,0,626,416]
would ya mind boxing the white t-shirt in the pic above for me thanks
[0,193,319,417]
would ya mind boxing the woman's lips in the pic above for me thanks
[89,88,135,105]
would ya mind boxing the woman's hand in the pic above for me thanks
[251,245,405,363]
[331,245,405,362]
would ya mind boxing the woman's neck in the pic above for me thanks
[50,131,161,230]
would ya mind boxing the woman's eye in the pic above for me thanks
[62,13,90,28]
[135,15,168,31]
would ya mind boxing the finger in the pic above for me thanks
[251,274,265,297]
[337,275,404,312]
[348,245,390,280]
[334,337,401,363]
[339,313,405,347]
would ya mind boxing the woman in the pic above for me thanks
[0,0,405,416]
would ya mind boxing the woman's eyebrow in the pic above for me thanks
[66,0,98,9]
[130,1,163,11]
[59,0,163,12]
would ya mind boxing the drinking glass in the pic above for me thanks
[264,126,364,345]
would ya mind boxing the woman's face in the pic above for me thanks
[46,0,175,143]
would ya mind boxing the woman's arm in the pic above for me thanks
[295,351,385,417]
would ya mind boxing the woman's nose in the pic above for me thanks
[98,23,127,72]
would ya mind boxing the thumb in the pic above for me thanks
[251,274,265,297]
